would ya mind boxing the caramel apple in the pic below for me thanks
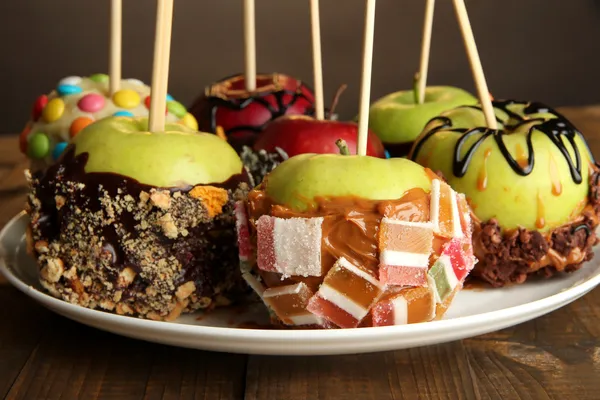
[409,100,600,286]
[234,151,476,328]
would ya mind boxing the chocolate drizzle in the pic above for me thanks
[410,100,594,184]
[189,74,316,151]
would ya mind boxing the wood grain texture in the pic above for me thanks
[0,106,600,399]
[2,287,247,400]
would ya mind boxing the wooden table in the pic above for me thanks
[2,107,600,399]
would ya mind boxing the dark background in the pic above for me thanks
[1,0,599,134]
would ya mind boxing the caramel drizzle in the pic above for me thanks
[410,100,594,184]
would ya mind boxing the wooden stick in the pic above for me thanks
[357,0,377,156]
[310,0,325,120]
[149,0,174,132]
[416,0,435,104]
[243,0,256,92]
[452,0,497,129]
[109,0,122,95]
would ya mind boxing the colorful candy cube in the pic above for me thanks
[262,282,321,326]
[371,284,435,326]
[428,238,473,304]
[256,215,323,277]
[307,257,383,328]
[378,218,433,286]
[234,201,252,263]
[428,254,457,303]
[430,179,463,239]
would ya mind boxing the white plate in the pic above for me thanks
[2,212,599,356]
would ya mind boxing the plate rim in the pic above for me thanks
[2,211,600,342]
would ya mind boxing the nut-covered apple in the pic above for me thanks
[409,99,600,286]
[28,116,251,322]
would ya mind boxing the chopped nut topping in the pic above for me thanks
[55,195,66,210]
[150,190,172,210]
[118,267,136,287]
[176,281,196,300]
[158,213,178,238]
[34,240,49,253]
[40,258,64,283]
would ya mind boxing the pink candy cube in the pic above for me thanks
[378,218,433,287]
[256,215,323,277]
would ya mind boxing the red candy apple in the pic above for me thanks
[253,115,386,158]
[188,73,316,152]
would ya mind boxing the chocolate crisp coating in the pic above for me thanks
[471,168,600,287]
[26,148,250,320]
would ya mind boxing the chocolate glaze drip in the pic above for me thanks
[189,74,316,150]
[410,100,595,184]
[32,147,249,297]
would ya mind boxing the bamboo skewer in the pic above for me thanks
[243,0,257,92]
[416,0,435,104]
[148,0,174,132]
[310,0,325,120]
[109,0,122,95]
[356,0,377,156]
[452,0,497,129]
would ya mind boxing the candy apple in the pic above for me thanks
[252,115,386,158]
[262,152,432,211]
[72,116,244,187]
[188,73,316,152]
[409,100,594,232]
[368,86,477,157]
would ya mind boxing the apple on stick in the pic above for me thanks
[253,0,385,159]
[366,0,477,157]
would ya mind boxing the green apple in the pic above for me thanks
[263,153,432,211]
[367,86,478,146]
[73,116,243,187]
[409,102,593,232]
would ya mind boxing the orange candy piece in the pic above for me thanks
[70,117,94,138]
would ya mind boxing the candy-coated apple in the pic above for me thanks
[188,73,316,152]
[368,86,477,156]
[262,153,432,211]
[253,115,386,158]
[72,116,243,187]
[409,100,593,232]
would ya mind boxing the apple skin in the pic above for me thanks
[253,115,386,158]
[263,153,432,212]
[368,86,478,147]
[188,73,316,152]
[409,104,593,232]
[72,116,244,188]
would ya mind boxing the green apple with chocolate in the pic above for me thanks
[27,116,251,321]
[409,100,600,287]
[367,86,477,157]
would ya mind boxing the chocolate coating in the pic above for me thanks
[27,147,250,320]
